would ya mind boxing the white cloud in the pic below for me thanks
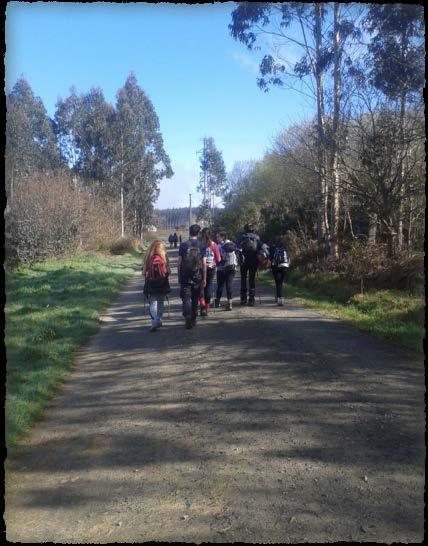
[230,51,260,75]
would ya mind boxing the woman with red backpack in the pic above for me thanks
[142,240,171,332]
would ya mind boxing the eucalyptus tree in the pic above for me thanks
[197,136,227,224]
[363,3,425,251]
[229,2,363,256]
[6,78,60,204]
[112,73,173,238]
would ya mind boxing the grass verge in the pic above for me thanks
[5,250,142,449]
[260,270,425,354]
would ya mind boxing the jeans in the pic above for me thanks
[216,269,235,300]
[180,282,201,319]
[203,267,216,305]
[149,295,165,326]
[240,262,258,299]
[271,267,287,298]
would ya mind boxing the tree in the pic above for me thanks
[6,77,60,204]
[55,87,116,194]
[197,136,226,224]
[363,3,424,252]
[229,2,362,256]
[112,73,173,238]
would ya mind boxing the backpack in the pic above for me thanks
[221,241,238,272]
[145,255,170,292]
[257,244,271,270]
[205,245,216,269]
[181,241,203,281]
[240,232,259,257]
[272,247,290,269]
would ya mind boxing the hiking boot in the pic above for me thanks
[277,297,284,306]
[226,300,232,311]
[185,317,193,329]
[240,296,247,306]
[248,296,255,306]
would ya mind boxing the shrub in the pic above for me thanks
[5,171,122,267]
[109,237,141,255]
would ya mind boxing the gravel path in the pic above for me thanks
[5,249,425,543]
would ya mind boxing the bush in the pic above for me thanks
[5,171,122,267]
[109,237,141,255]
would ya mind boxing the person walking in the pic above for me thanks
[168,233,173,249]
[215,231,238,311]
[178,224,206,329]
[269,238,290,306]
[237,223,263,306]
[199,227,221,316]
[173,232,178,249]
[142,240,171,332]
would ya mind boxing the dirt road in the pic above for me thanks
[5,249,425,543]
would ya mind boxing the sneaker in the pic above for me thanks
[240,297,247,306]
[226,300,232,311]
[214,298,221,308]
[278,298,284,306]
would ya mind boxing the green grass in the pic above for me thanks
[260,270,425,354]
[5,250,142,449]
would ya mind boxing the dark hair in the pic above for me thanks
[189,224,201,237]
[201,227,212,246]
[218,231,227,239]
[244,223,254,233]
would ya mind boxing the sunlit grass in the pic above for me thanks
[5,250,142,449]
[260,270,425,354]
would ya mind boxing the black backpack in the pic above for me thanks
[241,233,259,257]
[272,247,290,268]
[180,241,202,281]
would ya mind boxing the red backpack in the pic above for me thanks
[145,255,170,292]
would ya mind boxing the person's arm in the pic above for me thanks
[213,242,222,265]
[200,257,207,288]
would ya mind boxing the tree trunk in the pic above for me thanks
[368,214,377,245]
[314,3,328,253]
[330,2,341,259]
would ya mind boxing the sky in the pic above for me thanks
[5,2,316,209]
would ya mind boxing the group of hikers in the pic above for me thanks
[142,223,290,331]
[167,232,181,248]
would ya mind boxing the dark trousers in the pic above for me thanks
[272,267,287,298]
[240,262,257,299]
[216,269,235,300]
[203,267,216,305]
[180,282,200,319]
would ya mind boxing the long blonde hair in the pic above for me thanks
[144,240,167,269]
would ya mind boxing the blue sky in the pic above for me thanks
[6,2,315,208]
